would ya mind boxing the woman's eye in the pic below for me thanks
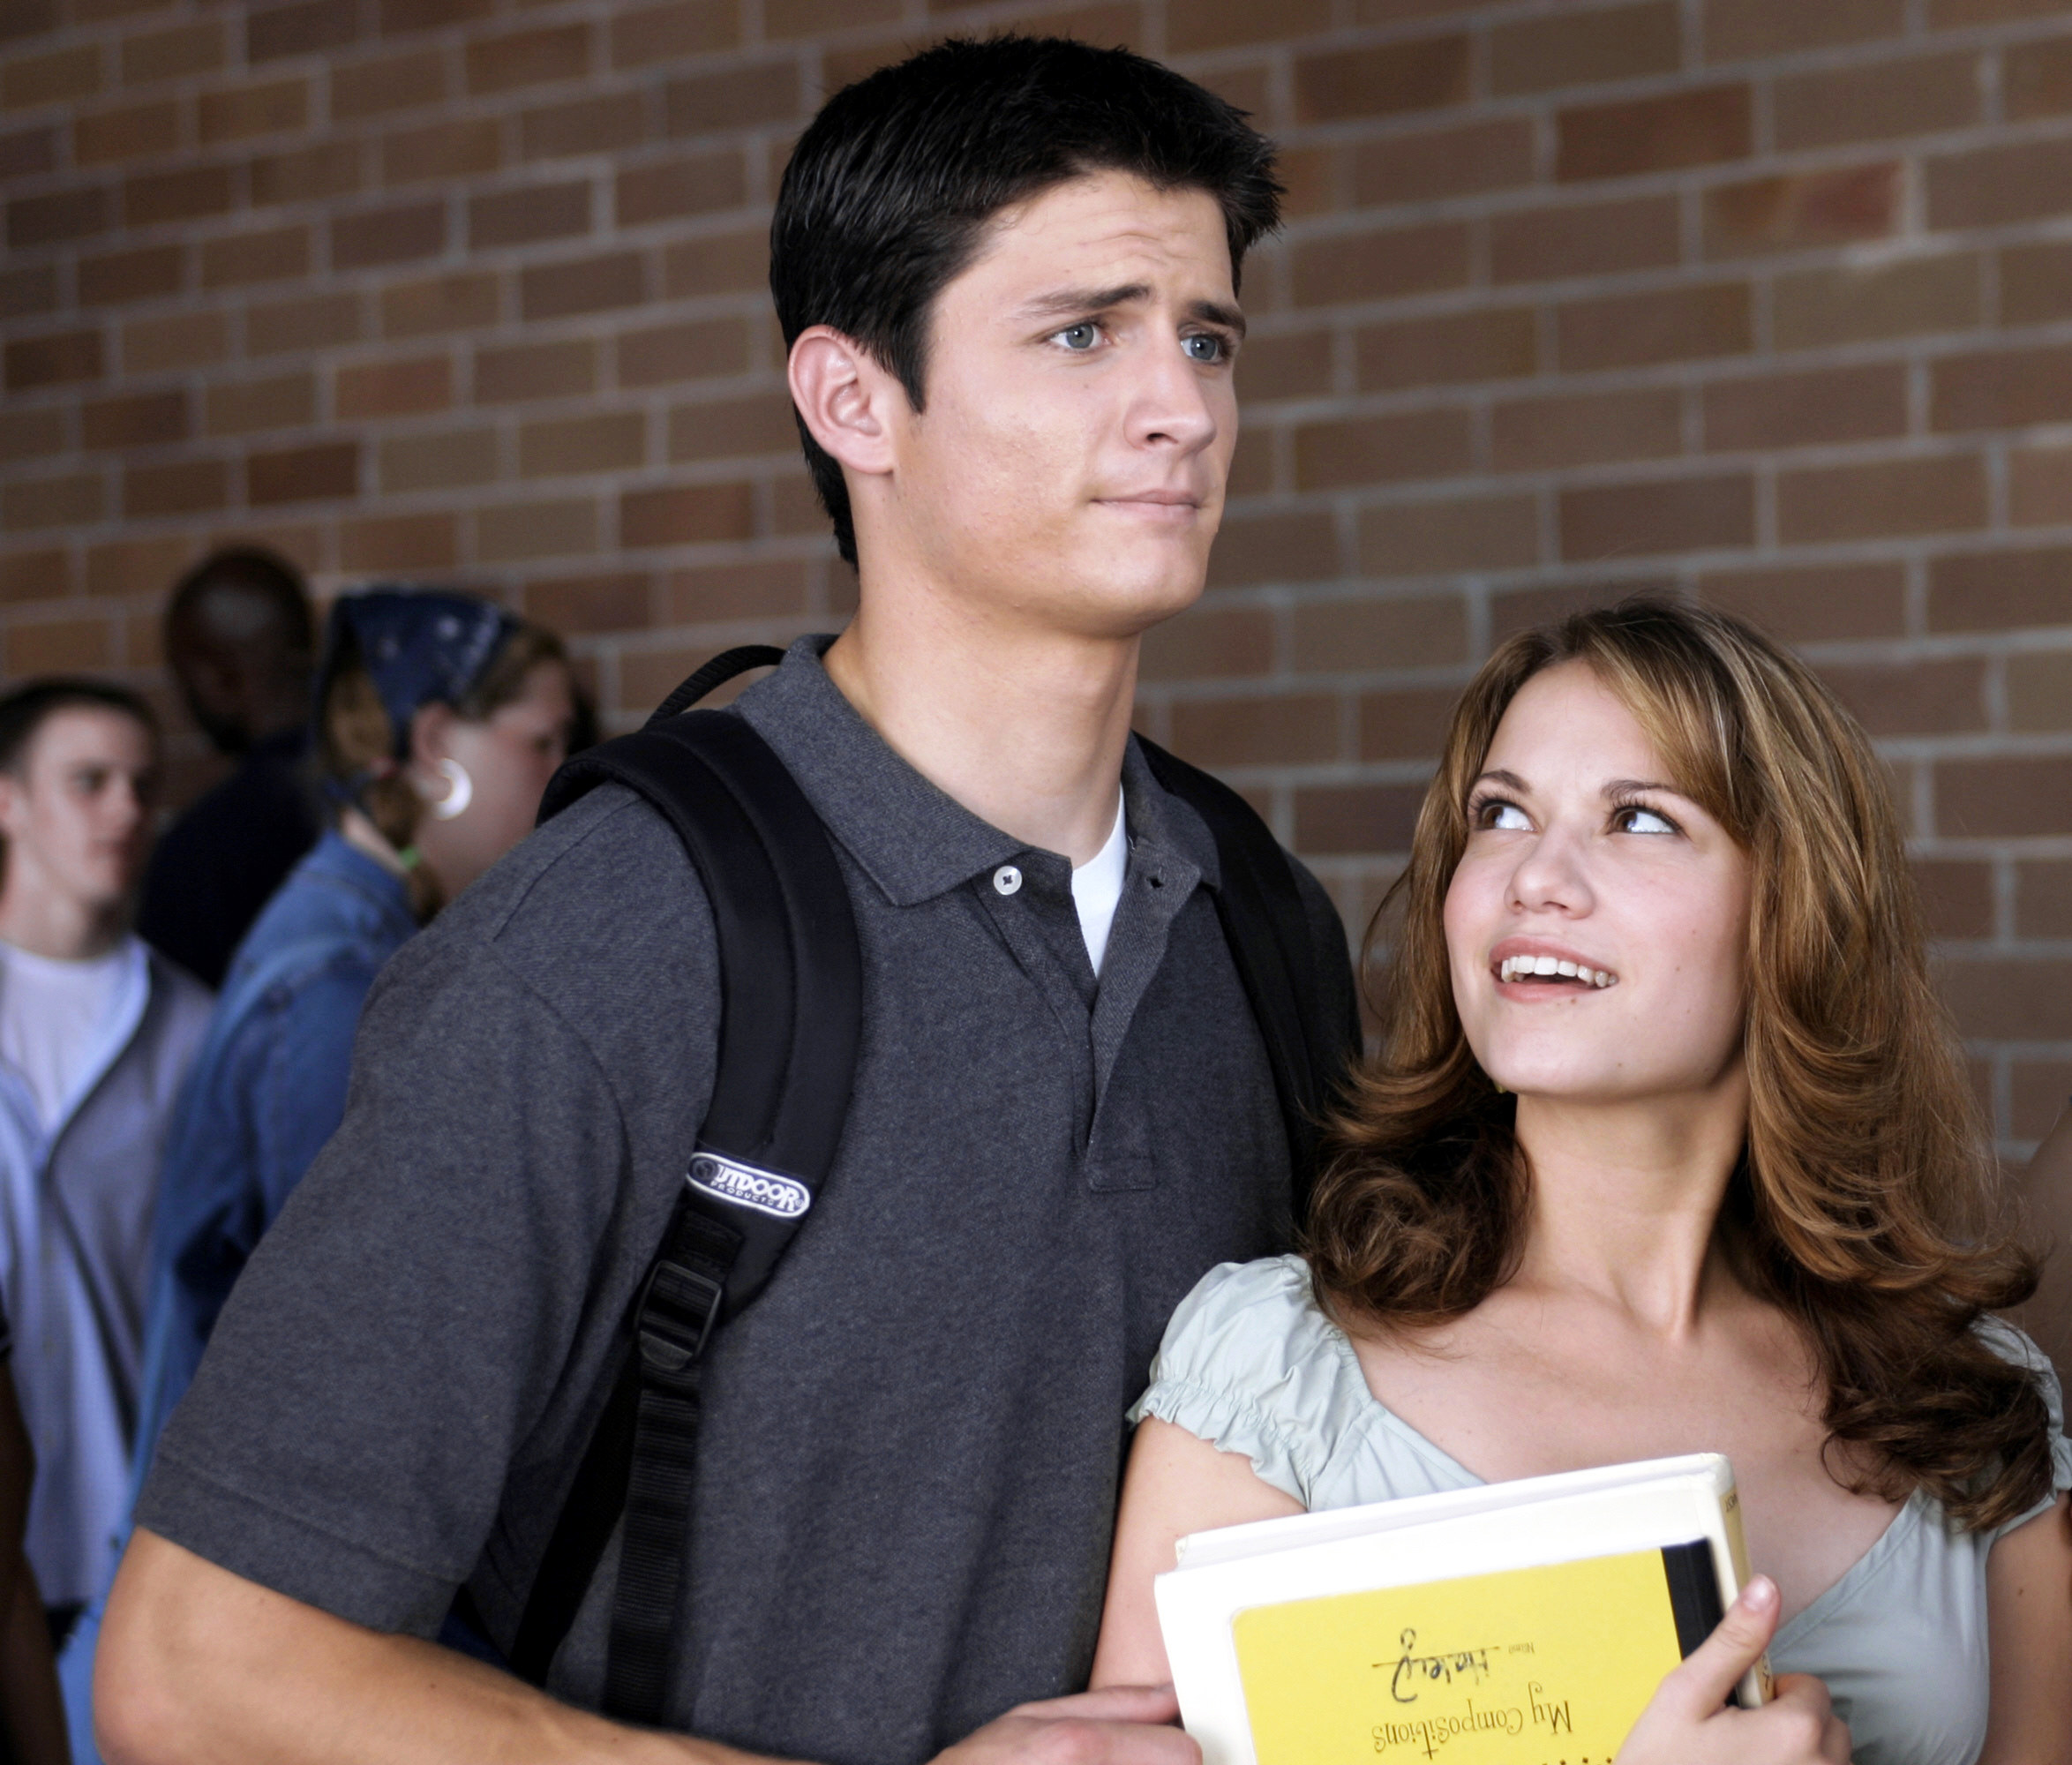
[1182,333,1226,363]
[1056,323,1099,351]
[1474,800,1530,831]
[1615,805,1677,835]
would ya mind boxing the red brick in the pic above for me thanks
[525,571,653,633]
[0,124,55,177]
[0,406,60,464]
[2002,243,2072,327]
[1358,494,1539,576]
[476,338,595,402]
[75,243,178,305]
[1165,0,1326,50]
[246,290,359,356]
[377,0,492,32]
[198,77,306,143]
[1490,3,1680,96]
[765,0,897,34]
[1227,431,1272,499]
[1171,693,1340,768]
[1490,387,1683,471]
[1779,455,1986,544]
[336,356,451,419]
[2011,1061,2072,1141]
[1490,580,1670,641]
[620,481,754,547]
[1489,194,1679,284]
[1235,331,1332,402]
[611,0,737,67]
[1348,118,1534,207]
[2011,446,2072,527]
[206,374,316,436]
[1294,593,1468,672]
[667,394,795,461]
[617,152,744,227]
[247,0,358,62]
[124,310,229,372]
[1820,657,1986,738]
[1292,222,1469,307]
[522,94,646,161]
[1295,35,1469,124]
[82,387,184,449]
[1933,345,2072,433]
[1697,561,1905,642]
[663,559,811,624]
[1558,86,1750,181]
[1931,0,2067,21]
[1561,474,1753,560]
[1928,139,2072,229]
[521,411,645,476]
[1295,783,1426,855]
[1772,52,1978,150]
[663,59,801,134]
[8,186,111,249]
[124,165,233,226]
[74,98,178,165]
[1558,284,1750,371]
[662,228,766,298]
[2017,860,2072,938]
[469,180,590,249]
[0,263,57,319]
[249,141,361,206]
[2004,35,2072,119]
[1772,254,1980,349]
[247,441,357,505]
[520,252,644,320]
[199,224,306,288]
[125,458,227,517]
[331,48,446,119]
[3,44,101,109]
[1703,163,1899,258]
[0,549,71,604]
[1928,550,2072,632]
[1206,510,1340,589]
[82,535,197,599]
[1294,409,1473,489]
[1936,756,2072,840]
[2008,651,2072,732]
[340,511,457,574]
[1,475,101,534]
[121,21,226,86]
[1704,364,1906,451]
[1911,857,1993,941]
[1359,686,1463,760]
[466,25,589,95]
[382,117,500,184]
[379,427,497,491]
[1703,0,1903,58]
[1355,308,1537,391]
[382,272,499,339]
[1139,605,1275,683]
[476,499,599,560]
[331,200,444,269]
[615,317,751,387]
[4,617,115,672]
[4,327,102,390]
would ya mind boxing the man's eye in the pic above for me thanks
[1182,333,1227,363]
[1055,323,1099,351]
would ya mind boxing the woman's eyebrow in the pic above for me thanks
[1601,777,1680,798]
[1472,768,1529,792]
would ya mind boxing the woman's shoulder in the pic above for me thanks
[1151,1254,1336,1378]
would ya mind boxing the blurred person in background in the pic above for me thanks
[0,1304,71,1765]
[2021,1113,2072,1387]
[135,549,321,991]
[0,683,209,1650]
[57,589,576,1763]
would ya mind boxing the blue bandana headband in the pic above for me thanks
[319,586,520,762]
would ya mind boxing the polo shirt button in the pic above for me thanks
[992,865,1023,896]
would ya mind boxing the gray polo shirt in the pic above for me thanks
[139,637,1354,1765]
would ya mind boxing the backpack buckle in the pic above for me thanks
[635,1256,725,1378]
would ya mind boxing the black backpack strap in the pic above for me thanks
[507,649,860,1716]
[1135,736,1359,1220]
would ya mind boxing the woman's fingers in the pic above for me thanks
[1652,1573,1781,1720]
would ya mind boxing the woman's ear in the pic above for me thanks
[787,326,901,479]
[406,701,458,775]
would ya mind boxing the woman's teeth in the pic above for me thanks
[1497,955,1616,988]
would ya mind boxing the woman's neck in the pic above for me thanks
[1507,1078,1751,1339]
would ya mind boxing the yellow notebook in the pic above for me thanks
[1154,1453,1767,1765]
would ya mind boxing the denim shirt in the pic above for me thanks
[131,830,417,1468]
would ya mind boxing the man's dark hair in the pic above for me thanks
[770,34,1282,567]
[0,678,157,775]
[167,546,314,657]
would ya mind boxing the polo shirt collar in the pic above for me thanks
[734,635,1220,906]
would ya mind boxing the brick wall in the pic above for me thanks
[4,0,2072,1150]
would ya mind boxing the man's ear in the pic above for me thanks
[787,327,903,479]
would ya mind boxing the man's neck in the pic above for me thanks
[822,593,1139,867]
[0,880,124,963]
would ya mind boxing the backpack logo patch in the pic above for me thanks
[688,1153,812,1219]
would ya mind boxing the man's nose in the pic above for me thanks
[1126,339,1219,453]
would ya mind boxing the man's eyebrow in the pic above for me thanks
[1187,298,1247,338]
[1014,286,1248,338]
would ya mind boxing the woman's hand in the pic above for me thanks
[1618,1575,1850,1764]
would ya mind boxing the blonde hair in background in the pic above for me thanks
[1310,596,2051,1532]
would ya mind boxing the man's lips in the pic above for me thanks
[1095,490,1203,509]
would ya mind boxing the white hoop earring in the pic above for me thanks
[431,757,472,821]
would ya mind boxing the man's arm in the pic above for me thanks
[2022,1108,2072,1386]
[99,1532,1200,1765]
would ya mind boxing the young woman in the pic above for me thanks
[1094,600,2071,1765]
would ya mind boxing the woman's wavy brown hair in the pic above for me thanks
[1310,595,2052,1530]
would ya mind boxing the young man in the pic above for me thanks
[136,548,321,989]
[100,38,1355,1765]
[0,682,211,1645]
